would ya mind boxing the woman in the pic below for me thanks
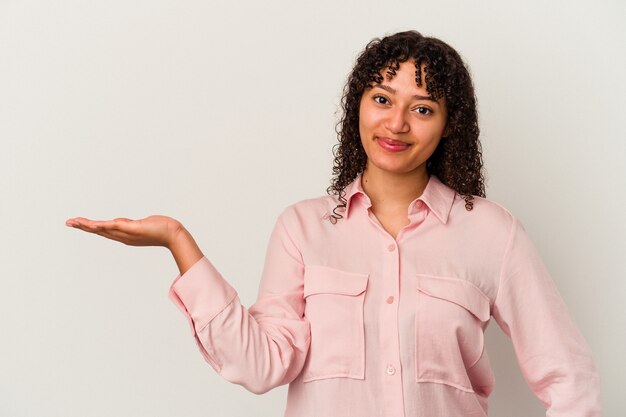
[65,31,601,416]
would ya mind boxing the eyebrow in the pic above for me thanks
[372,84,437,102]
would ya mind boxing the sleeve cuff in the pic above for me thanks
[168,256,238,335]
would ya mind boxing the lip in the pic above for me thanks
[376,137,411,152]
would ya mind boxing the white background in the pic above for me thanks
[1,1,624,416]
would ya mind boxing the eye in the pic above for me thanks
[414,106,432,116]
[373,95,389,105]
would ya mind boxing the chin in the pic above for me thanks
[368,162,414,175]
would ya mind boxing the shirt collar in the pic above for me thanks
[343,172,456,224]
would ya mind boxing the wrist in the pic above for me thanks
[166,220,188,250]
[167,225,204,275]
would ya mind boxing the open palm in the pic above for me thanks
[65,215,182,248]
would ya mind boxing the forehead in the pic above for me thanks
[382,61,424,86]
[371,60,439,95]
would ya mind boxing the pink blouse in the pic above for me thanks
[168,173,601,417]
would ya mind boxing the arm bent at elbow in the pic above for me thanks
[169,210,311,393]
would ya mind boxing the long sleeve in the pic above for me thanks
[492,216,602,416]
[168,209,311,394]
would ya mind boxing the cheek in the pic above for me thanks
[358,105,380,137]
[358,115,374,156]
[413,118,447,141]
[358,105,367,128]
[358,109,370,141]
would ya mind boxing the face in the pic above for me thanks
[358,60,448,179]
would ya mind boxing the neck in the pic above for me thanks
[361,165,430,211]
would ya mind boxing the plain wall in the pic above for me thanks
[1,0,624,416]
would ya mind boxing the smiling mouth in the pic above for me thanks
[376,137,412,152]
[378,137,410,146]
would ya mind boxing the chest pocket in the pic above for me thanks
[415,274,491,392]
[302,265,369,383]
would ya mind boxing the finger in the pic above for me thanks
[78,223,134,242]
[90,220,141,241]
[66,219,96,232]
[106,219,140,234]
[66,217,90,227]
[66,217,102,228]
[94,220,121,230]
[69,216,97,223]
[97,229,136,245]
[68,219,115,233]
[70,218,128,231]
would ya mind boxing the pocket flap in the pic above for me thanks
[416,275,490,322]
[304,265,369,297]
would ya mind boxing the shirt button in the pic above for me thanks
[387,243,396,252]
[386,365,396,376]
[386,296,394,304]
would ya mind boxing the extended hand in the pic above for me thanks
[65,215,183,249]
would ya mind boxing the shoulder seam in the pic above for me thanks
[493,213,518,309]
[276,205,305,267]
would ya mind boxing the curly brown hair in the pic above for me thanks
[326,30,485,223]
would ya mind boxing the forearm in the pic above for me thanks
[167,209,311,394]
[168,226,204,275]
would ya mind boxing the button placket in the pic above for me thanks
[380,236,404,414]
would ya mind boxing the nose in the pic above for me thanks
[384,106,410,134]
